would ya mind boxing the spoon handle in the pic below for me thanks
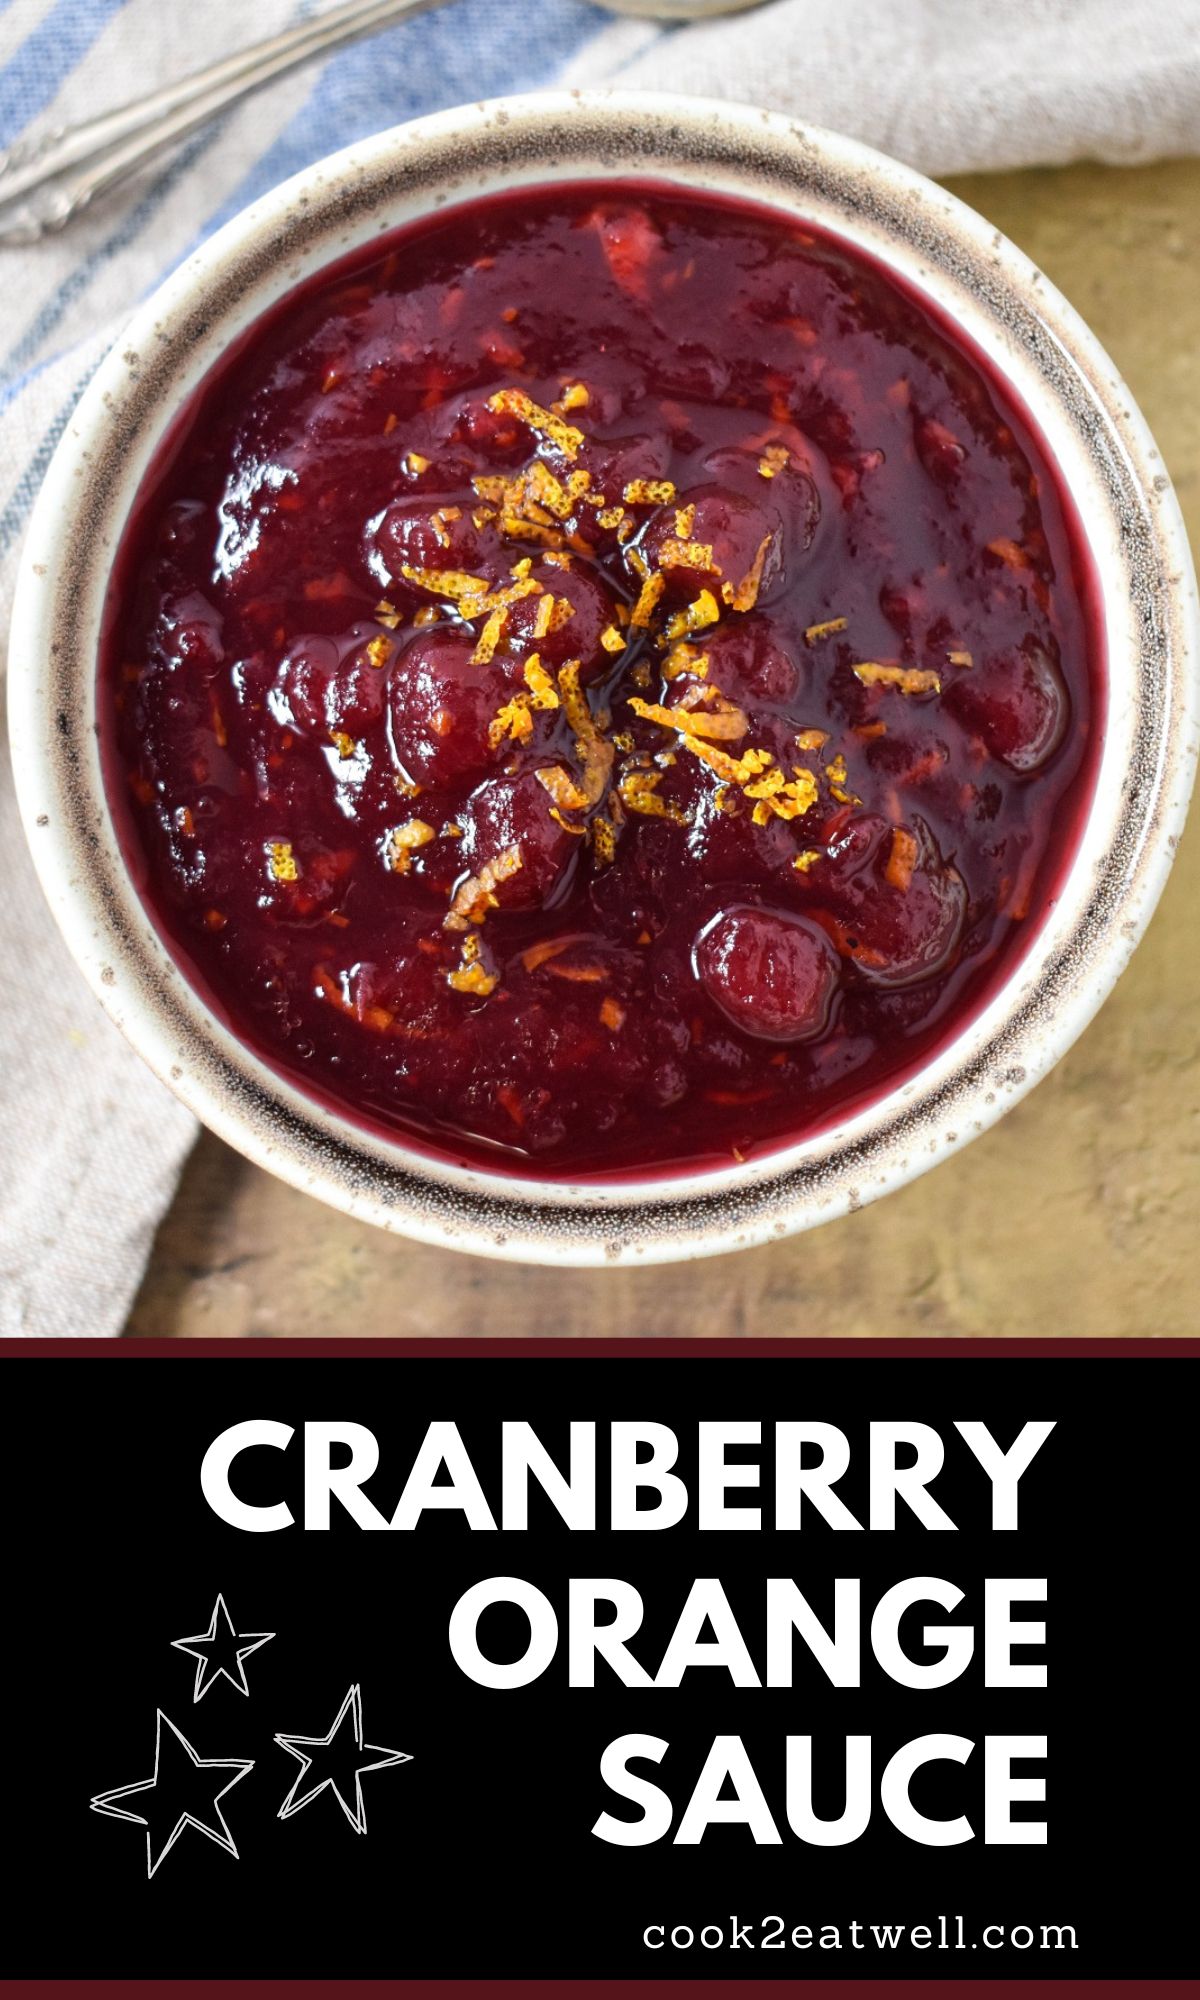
[0,0,449,247]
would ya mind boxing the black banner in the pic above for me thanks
[2,1344,1192,1981]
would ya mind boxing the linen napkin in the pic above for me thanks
[1,0,1196,1334]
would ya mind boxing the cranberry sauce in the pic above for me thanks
[102,181,1101,1177]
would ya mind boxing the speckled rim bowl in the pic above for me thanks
[9,91,1199,1267]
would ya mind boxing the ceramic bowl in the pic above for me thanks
[9,91,1198,1265]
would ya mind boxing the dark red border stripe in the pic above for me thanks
[2,1339,1197,1357]
[3,1981,1191,1996]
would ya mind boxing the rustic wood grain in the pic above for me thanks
[126,156,1200,1339]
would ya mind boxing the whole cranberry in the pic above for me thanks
[370,498,492,586]
[276,630,389,739]
[694,903,841,1042]
[457,771,579,911]
[914,414,968,487]
[274,636,338,735]
[818,813,966,987]
[505,560,618,674]
[690,615,802,707]
[944,643,1069,773]
[388,629,507,786]
[154,589,226,675]
[642,482,783,604]
[579,431,674,512]
[703,444,822,559]
[455,396,536,462]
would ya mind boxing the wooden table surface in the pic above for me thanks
[127,156,1200,1339]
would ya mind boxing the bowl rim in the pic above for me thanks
[8,88,1199,1268]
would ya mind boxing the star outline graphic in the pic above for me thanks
[90,1709,254,1879]
[171,1591,274,1701]
[275,1683,411,1834]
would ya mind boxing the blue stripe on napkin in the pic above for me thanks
[190,0,613,253]
[0,0,128,145]
[0,0,652,565]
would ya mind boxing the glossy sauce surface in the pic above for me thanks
[103,182,1101,1176]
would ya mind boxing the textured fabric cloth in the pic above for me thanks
[1,0,1197,1334]
[562,0,1200,179]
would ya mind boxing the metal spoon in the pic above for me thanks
[0,0,767,247]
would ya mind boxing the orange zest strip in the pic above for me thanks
[726,534,772,612]
[386,819,436,873]
[535,660,615,816]
[804,616,847,644]
[470,606,507,664]
[630,571,666,628]
[851,661,942,695]
[617,767,692,824]
[444,847,523,932]
[313,965,394,1032]
[622,478,675,505]
[627,695,750,743]
[399,564,488,598]
[885,826,919,892]
[659,538,716,571]
[486,387,585,459]
[663,588,720,640]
